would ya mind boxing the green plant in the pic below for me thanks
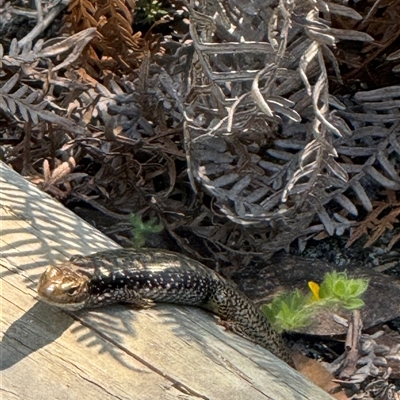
[261,290,316,333]
[261,271,369,332]
[130,214,163,247]
[136,0,168,25]
[317,271,369,310]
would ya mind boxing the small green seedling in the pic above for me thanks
[316,271,369,310]
[136,0,168,25]
[261,289,316,332]
[130,213,163,247]
[262,271,369,332]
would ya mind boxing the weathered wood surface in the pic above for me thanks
[0,161,334,400]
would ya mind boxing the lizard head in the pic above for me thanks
[37,265,90,311]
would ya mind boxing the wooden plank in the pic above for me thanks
[0,161,334,400]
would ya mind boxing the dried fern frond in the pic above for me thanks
[0,72,87,135]
[62,0,154,76]
[180,0,400,256]
[347,190,400,249]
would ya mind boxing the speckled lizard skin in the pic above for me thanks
[37,248,294,366]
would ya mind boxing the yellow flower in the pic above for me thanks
[308,281,320,301]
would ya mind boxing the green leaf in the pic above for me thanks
[261,305,275,323]
[333,280,346,298]
[130,213,163,248]
[343,297,365,310]
[281,301,291,316]
[348,279,369,297]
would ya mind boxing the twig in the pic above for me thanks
[339,310,362,379]
[35,0,43,23]
[18,0,70,49]
[71,193,131,220]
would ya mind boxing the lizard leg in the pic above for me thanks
[218,319,254,342]
[94,285,156,308]
[122,285,156,308]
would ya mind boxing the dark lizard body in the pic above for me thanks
[37,248,293,366]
